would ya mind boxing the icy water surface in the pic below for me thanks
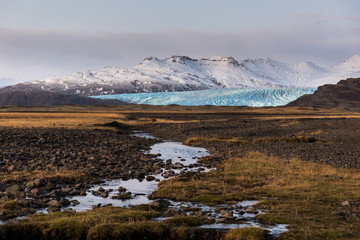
[66,138,210,211]
[46,132,288,236]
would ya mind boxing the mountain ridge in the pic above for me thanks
[1,55,359,96]
[0,91,127,106]
[287,78,360,109]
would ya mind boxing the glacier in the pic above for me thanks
[93,87,316,107]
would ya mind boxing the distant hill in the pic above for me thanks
[1,55,360,96]
[287,78,360,108]
[0,91,127,106]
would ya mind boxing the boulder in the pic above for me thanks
[149,199,171,210]
[47,200,62,208]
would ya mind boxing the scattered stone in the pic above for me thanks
[6,184,25,199]
[63,208,76,214]
[33,179,44,187]
[100,192,108,198]
[149,199,170,210]
[47,206,61,213]
[60,198,71,207]
[71,200,80,206]
[47,200,62,208]
[171,162,184,169]
[146,176,155,181]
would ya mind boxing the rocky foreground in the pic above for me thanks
[0,126,162,218]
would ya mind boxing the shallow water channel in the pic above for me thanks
[58,132,288,236]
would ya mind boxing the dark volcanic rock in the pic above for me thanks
[287,78,360,108]
[0,91,127,106]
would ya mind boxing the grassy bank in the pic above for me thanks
[152,152,360,239]
[0,206,222,240]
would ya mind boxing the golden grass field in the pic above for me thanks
[0,105,359,129]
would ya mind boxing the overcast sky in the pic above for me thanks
[0,0,359,82]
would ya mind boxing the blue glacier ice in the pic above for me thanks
[92,87,316,107]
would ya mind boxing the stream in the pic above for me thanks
[42,132,288,237]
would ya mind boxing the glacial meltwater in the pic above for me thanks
[39,132,287,237]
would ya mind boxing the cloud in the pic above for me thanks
[0,25,359,81]
[296,14,360,21]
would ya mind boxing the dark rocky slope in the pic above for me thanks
[0,91,127,106]
[287,78,360,108]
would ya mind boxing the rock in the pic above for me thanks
[63,208,76,214]
[6,184,23,193]
[71,200,80,206]
[220,210,234,219]
[0,183,7,192]
[92,203,101,209]
[118,186,127,192]
[69,190,81,195]
[171,162,184,169]
[61,187,72,194]
[26,182,35,190]
[49,190,59,197]
[98,187,105,192]
[7,165,15,171]
[135,172,145,180]
[149,199,170,210]
[100,192,108,198]
[245,208,259,214]
[47,200,62,208]
[6,184,25,199]
[146,176,155,181]
[33,178,44,187]
[60,198,71,207]
[30,188,43,197]
[111,193,132,200]
[47,206,61,212]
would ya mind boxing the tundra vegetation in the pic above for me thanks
[0,105,360,239]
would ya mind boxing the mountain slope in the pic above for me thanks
[287,78,360,108]
[1,55,360,96]
[0,91,126,106]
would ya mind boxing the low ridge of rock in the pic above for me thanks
[287,78,360,109]
[0,91,127,106]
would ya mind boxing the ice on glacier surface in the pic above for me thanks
[93,87,316,107]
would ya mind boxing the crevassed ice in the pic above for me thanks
[92,87,316,107]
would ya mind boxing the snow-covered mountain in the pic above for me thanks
[1,55,360,96]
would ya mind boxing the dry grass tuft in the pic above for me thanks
[252,136,323,144]
[184,137,248,146]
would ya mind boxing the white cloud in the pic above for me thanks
[0,25,359,81]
